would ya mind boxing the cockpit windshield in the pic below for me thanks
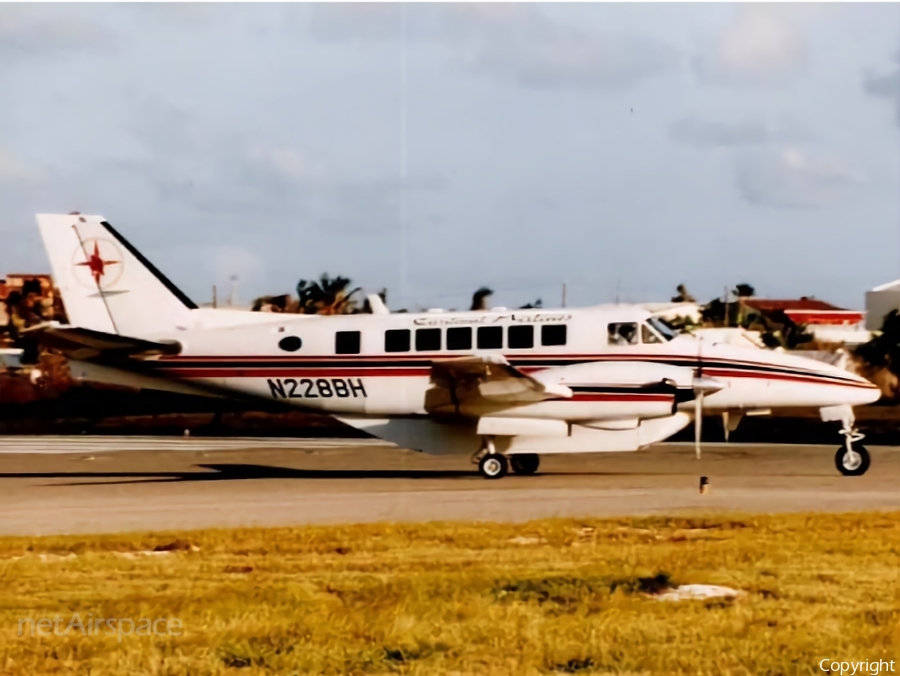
[646,316,677,342]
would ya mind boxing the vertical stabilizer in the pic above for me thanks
[36,213,196,338]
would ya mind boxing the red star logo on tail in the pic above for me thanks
[77,241,120,285]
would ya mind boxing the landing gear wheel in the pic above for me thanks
[478,454,508,480]
[510,454,540,476]
[835,444,870,476]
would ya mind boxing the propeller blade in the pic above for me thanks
[694,390,703,460]
[694,335,706,460]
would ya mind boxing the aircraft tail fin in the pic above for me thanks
[36,213,196,338]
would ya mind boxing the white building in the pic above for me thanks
[865,279,900,331]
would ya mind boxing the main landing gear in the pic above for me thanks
[510,453,540,476]
[474,436,508,479]
[473,438,541,479]
[836,417,871,477]
[478,454,508,479]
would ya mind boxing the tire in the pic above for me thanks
[510,453,540,475]
[835,444,870,476]
[478,454,508,480]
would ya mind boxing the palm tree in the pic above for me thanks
[853,310,900,401]
[250,294,295,313]
[250,273,363,315]
[671,284,696,303]
[470,287,493,311]
[296,274,362,315]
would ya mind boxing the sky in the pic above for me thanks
[0,3,898,311]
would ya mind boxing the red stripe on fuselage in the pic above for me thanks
[161,367,431,378]
[154,353,874,389]
[157,367,871,390]
[701,367,875,389]
[570,393,673,402]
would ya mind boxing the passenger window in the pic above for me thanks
[385,329,411,353]
[608,322,638,346]
[447,327,472,350]
[415,328,441,351]
[507,325,533,349]
[477,326,503,349]
[641,323,663,344]
[278,336,302,352]
[541,324,567,346]
[335,331,360,355]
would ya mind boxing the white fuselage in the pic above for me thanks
[121,304,878,421]
[36,212,882,464]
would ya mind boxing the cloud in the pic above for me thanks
[669,113,809,147]
[204,244,266,294]
[116,100,443,234]
[0,6,115,66]
[693,6,806,86]
[475,27,678,90]
[124,4,226,29]
[0,149,41,182]
[308,4,678,90]
[246,144,325,183]
[735,147,862,209]
[670,115,768,146]
[309,4,404,42]
[863,54,900,126]
[307,4,524,43]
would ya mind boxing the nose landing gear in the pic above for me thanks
[836,423,870,477]
[822,406,872,477]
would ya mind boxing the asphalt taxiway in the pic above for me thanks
[0,438,897,535]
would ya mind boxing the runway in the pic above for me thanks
[0,439,897,536]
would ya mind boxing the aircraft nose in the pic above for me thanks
[829,366,882,405]
[853,381,883,405]
[806,358,883,406]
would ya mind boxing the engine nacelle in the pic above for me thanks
[531,360,696,391]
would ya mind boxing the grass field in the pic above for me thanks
[1,512,897,675]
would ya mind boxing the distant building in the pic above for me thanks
[0,273,55,302]
[865,279,900,331]
[1,273,65,345]
[742,297,869,345]
[742,297,864,326]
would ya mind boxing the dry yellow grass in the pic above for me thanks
[0,512,897,675]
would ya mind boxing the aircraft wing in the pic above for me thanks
[21,323,181,361]
[428,354,572,410]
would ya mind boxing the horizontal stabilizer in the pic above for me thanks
[67,359,217,398]
[23,323,182,361]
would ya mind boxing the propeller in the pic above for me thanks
[694,389,704,460]
[691,336,723,460]
[694,340,704,460]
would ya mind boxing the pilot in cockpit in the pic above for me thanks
[608,322,638,346]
